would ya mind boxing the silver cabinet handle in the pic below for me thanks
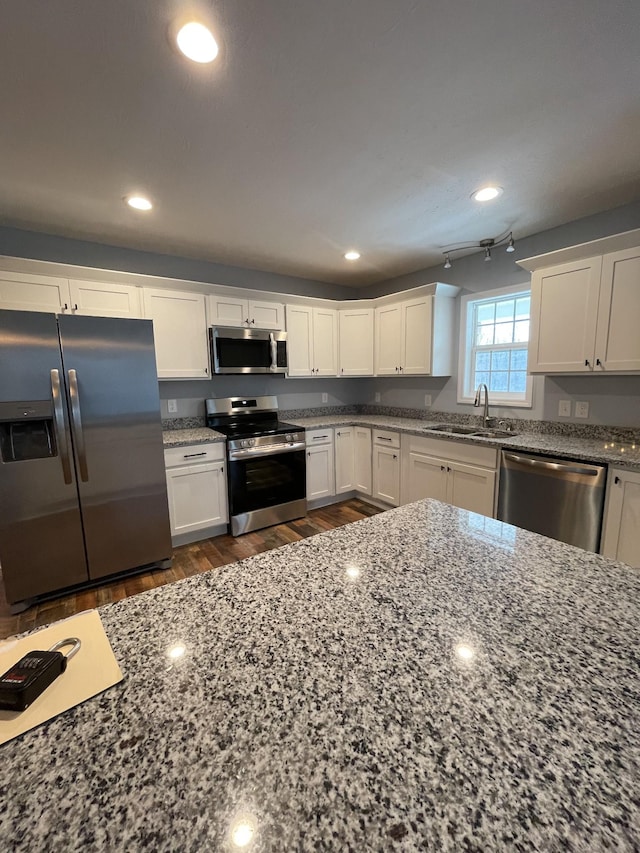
[68,369,89,482]
[50,369,73,485]
[503,452,599,476]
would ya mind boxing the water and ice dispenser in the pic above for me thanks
[0,402,57,463]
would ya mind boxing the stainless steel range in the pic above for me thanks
[206,396,306,536]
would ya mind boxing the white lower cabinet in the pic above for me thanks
[164,443,228,540]
[401,434,497,517]
[306,429,335,501]
[354,427,372,495]
[372,429,400,506]
[335,428,355,494]
[602,468,640,568]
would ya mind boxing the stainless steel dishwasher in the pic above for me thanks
[497,450,607,552]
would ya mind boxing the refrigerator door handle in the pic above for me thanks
[50,369,73,485]
[68,369,89,482]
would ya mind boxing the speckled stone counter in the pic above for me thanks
[289,414,640,471]
[2,500,640,850]
[162,427,225,447]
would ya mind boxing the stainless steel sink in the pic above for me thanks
[423,424,478,435]
[470,429,518,439]
[424,424,518,438]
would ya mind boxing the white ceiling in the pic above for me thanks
[1,0,640,286]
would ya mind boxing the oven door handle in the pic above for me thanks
[228,441,306,461]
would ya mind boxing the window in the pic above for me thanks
[458,285,533,407]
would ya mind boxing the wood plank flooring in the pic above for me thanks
[0,499,382,640]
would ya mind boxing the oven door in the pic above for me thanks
[226,445,306,534]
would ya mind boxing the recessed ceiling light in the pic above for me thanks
[472,186,503,202]
[176,21,219,63]
[344,250,361,261]
[126,195,153,211]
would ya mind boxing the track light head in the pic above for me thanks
[484,247,492,262]
[506,233,515,253]
[444,253,452,270]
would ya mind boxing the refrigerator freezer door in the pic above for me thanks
[0,310,88,603]
[57,315,171,579]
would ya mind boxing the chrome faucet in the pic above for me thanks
[474,383,492,427]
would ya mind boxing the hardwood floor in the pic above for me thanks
[0,499,382,640]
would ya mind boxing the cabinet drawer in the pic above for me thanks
[306,428,334,447]
[404,434,497,468]
[164,442,225,468]
[372,429,400,448]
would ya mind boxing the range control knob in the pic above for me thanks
[250,438,256,447]
[286,433,294,443]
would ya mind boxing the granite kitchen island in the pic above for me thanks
[2,500,640,851]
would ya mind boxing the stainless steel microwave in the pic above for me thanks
[209,326,288,374]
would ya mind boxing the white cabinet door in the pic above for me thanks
[249,300,284,330]
[375,303,402,375]
[373,445,400,506]
[339,307,374,376]
[208,295,248,327]
[528,257,602,373]
[447,461,496,516]
[602,469,640,568]
[166,462,228,536]
[306,445,335,500]
[286,304,314,376]
[402,296,432,375]
[596,247,640,372]
[354,427,372,495]
[143,287,209,379]
[405,452,448,504]
[0,270,71,313]
[313,307,338,376]
[334,428,354,493]
[69,279,141,318]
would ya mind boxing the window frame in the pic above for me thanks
[457,284,534,408]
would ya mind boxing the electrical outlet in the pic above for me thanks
[167,399,178,414]
[558,400,571,417]
[424,394,432,407]
[575,401,590,419]
[321,393,328,404]
[375,392,381,403]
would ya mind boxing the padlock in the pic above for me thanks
[0,637,81,711]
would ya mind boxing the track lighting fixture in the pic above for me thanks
[442,231,516,269]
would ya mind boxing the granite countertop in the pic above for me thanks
[163,427,225,448]
[2,500,640,850]
[288,414,640,471]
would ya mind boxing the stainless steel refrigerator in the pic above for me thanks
[0,309,172,606]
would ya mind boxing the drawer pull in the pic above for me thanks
[184,452,207,458]
[312,435,328,440]
[377,436,393,441]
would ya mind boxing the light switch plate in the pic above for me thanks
[167,399,178,414]
[375,392,381,403]
[424,394,432,407]
[575,401,590,418]
[321,393,328,403]
[558,400,571,417]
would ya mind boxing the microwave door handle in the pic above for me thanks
[269,332,277,372]
[50,369,73,484]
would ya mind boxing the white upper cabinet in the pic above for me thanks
[339,306,374,376]
[374,287,456,377]
[209,295,284,330]
[595,247,640,372]
[0,270,71,313]
[142,287,210,380]
[68,279,142,318]
[286,304,338,377]
[523,235,640,374]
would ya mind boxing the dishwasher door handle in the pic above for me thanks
[503,452,600,477]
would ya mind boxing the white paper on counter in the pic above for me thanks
[0,609,123,745]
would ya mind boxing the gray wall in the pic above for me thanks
[359,199,640,428]
[0,225,351,301]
